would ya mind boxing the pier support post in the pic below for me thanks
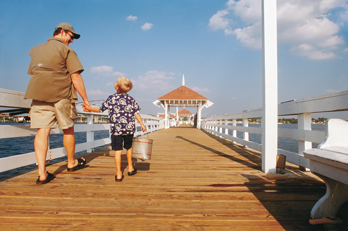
[261,0,278,173]
[197,102,203,129]
[164,102,169,129]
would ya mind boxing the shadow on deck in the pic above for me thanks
[0,126,346,230]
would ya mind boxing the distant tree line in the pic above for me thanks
[224,117,328,124]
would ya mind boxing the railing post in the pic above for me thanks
[87,114,94,153]
[225,120,229,136]
[232,119,237,142]
[219,120,222,134]
[298,113,312,170]
[261,0,278,173]
[243,119,249,143]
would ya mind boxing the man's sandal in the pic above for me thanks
[67,158,87,172]
[36,172,55,185]
[128,168,137,176]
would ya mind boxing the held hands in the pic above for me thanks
[83,103,101,113]
[83,102,91,112]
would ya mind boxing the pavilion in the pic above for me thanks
[153,75,213,129]
[177,108,194,124]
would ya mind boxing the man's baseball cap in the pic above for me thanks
[55,22,80,39]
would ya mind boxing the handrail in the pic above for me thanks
[202,90,348,169]
[0,88,164,173]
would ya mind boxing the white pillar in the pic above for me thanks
[164,102,169,129]
[261,0,278,174]
[225,120,229,136]
[197,102,202,129]
[176,106,179,125]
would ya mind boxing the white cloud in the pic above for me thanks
[343,47,348,52]
[233,22,261,49]
[142,22,153,31]
[339,3,348,21]
[279,18,342,46]
[208,10,231,31]
[132,70,174,91]
[90,65,125,77]
[209,0,348,60]
[289,44,336,60]
[227,0,261,24]
[126,15,137,21]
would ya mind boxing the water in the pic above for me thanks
[226,123,325,153]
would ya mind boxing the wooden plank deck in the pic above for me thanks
[0,125,331,230]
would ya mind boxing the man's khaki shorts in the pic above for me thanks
[30,99,77,130]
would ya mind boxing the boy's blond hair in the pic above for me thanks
[114,76,133,93]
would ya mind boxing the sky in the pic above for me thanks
[1,0,348,118]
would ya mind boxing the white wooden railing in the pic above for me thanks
[0,88,164,173]
[203,90,348,169]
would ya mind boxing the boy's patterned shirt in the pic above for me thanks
[99,93,140,135]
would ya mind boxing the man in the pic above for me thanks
[25,22,91,184]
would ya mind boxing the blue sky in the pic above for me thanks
[1,0,347,118]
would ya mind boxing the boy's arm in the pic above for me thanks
[135,113,147,132]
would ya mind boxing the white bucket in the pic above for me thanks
[132,137,153,160]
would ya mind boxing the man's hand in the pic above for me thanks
[83,102,91,112]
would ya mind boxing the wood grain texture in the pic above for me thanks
[0,125,327,230]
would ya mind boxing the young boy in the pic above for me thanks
[84,76,147,182]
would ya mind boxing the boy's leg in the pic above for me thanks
[111,135,124,179]
[34,128,51,180]
[124,135,135,172]
[114,150,123,179]
[126,147,135,172]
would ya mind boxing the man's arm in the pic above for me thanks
[71,72,91,110]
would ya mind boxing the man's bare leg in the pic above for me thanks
[34,128,51,180]
[63,126,84,168]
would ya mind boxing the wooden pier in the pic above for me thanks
[0,125,333,230]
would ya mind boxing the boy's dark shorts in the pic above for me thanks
[111,134,134,151]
